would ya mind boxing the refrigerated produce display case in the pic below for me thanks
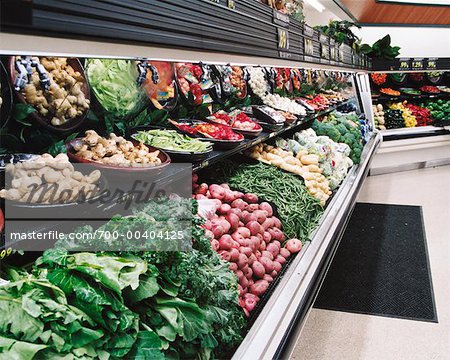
[369,70,450,140]
[0,1,407,359]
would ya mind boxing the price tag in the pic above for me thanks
[303,24,314,38]
[321,44,329,60]
[304,38,314,56]
[279,51,292,59]
[319,34,328,44]
[273,9,290,27]
[227,0,235,9]
[339,45,345,62]
[0,248,12,259]
[426,58,437,70]
[330,47,336,60]
[399,58,411,70]
[278,28,289,50]
[412,58,424,70]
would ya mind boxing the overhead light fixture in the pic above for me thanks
[305,0,325,12]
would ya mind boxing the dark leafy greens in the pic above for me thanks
[1,198,244,360]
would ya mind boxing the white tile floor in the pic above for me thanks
[291,165,450,360]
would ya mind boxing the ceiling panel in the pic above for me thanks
[339,0,450,25]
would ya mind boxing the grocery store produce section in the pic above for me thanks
[370,71,450,135]
[0,1,395,359]
[0,50,382,359]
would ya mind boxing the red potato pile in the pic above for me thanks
[192,174,303,316]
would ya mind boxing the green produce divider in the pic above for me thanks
[0,0,369,69]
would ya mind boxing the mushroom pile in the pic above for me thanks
[73,130,162,167]
[0,153,101,204]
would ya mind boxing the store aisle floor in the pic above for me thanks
[290,165,450,360]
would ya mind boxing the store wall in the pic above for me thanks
[358,27,450,58]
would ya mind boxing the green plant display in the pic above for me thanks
[314,20,361,47]
[360,35,401,60]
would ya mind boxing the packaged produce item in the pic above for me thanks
[176,62,215,105]
[19,57,90,126]
[142,60,176,109]
[248,67,306,116]
[230,66,248,98]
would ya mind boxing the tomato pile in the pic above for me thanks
[420,85,440,94]
[370,73,387,86]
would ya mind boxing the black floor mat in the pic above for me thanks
[314,202,437,322]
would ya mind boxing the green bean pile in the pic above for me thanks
[133,129,212,152]
[223,162,324,240]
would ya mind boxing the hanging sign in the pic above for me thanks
[277,28,289,50]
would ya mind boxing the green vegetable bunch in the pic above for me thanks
[0,272,112,360]
[86,59,147,118]
[1,198,244,360]
[312,113,363,164]
[133,129,212,153]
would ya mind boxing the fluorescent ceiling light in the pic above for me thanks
[305,0,325,12]
[377,0,450,5]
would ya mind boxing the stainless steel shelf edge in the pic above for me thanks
[381,126,449,137]
[232,131,382,360]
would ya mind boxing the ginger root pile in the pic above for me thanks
[0,153,101,204]
[20,57,90,126]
